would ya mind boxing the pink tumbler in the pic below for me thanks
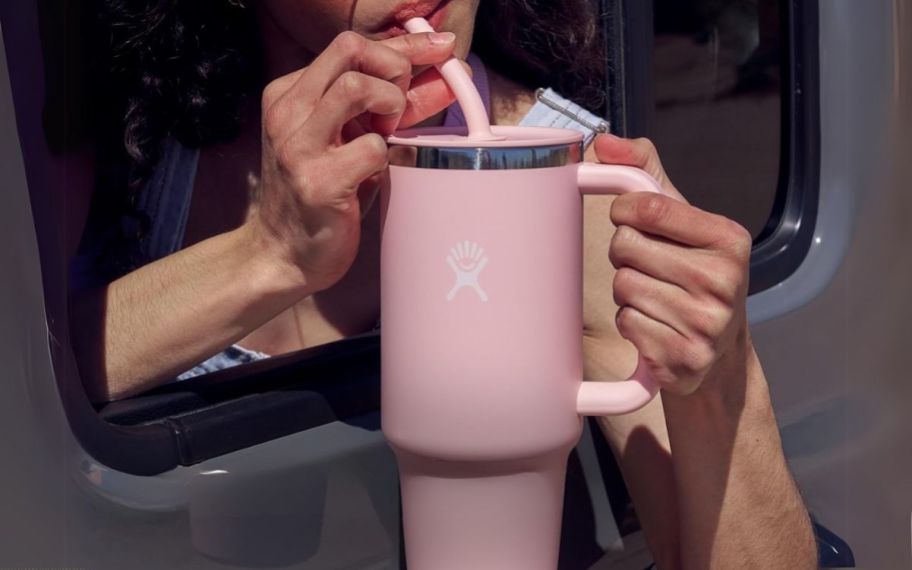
[380,125,667,570]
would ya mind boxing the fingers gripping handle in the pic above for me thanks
[576,162,667,416]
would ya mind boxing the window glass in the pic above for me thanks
[652,0,782,238]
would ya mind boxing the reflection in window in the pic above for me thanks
[652,0,781,238]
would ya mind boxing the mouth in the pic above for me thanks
[376,0,452,39]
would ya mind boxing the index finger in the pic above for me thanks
[592,134,685,202]
[379,31,459,66]
[302,31,453,104]
[610,192,733,249]
[269,31,456,138]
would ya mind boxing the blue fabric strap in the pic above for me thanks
[137,137,200,262]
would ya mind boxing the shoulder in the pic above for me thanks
[487,69,538,126]
[486,67,610,146]
[521,88,610,148]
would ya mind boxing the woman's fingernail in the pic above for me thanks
[429,32,456,45]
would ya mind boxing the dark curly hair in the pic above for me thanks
[474,1,607,112]
[66,0,607,277]
[100,0,257,186]
[96,0,606,179]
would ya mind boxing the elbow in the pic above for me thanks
[69,288,112,403]
[772,507,818,570]
[796,510,820,570]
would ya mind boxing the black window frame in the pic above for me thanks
[602,0,821,295]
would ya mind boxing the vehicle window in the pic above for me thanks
[652,0,782,238]
[19,0,808,440]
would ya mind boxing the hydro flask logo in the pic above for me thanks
[446,240,489,302]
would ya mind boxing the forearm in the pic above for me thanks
[661,331,816,569]
[70,223,307,401]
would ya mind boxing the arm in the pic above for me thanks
[70,225,306,401]
[662,335,813,569]
[582,136,816,569]
[71,31,460,401]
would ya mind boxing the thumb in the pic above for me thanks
[371,67,456,135]
[388,61,471,129]
[592,134,683,200]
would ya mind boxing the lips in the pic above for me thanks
[376,0,451,39]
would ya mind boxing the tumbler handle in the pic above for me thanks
[576,162,672,416]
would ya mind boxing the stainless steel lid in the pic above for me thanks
[387,126,584,170]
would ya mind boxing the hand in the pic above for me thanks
[594,134,754,396]
[248,31,459,294]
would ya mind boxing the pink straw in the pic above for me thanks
[403,17,499,141]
